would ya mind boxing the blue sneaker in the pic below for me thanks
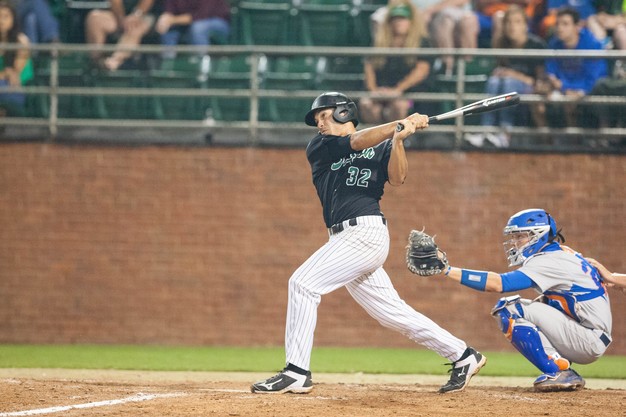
[533,369,585,392]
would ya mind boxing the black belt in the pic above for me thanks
[329,216,386,236]
[600,332,611,347]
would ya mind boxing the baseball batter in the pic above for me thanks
[251,92,486,395]
[438,208,612,391]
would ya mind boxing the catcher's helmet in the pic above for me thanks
[503,209,558,266]
[304,92,359,127]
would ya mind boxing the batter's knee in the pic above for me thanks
[288,272,320,298]
[288,274,305,291]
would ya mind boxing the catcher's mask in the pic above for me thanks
[304,92,359,127]
[502,208,562,266]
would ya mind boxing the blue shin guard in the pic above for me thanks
[510,324,569,373]
[492,297,569,374]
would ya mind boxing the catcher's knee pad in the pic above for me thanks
[491,295,525,337]
[509,324,570,374]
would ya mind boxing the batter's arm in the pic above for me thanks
[387,135,408,186]
[349,122,397,151]
[387,113,429,185]
[350,112,429,151]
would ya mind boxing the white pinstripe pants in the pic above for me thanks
[285,216,467,370]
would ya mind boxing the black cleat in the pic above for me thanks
[251,369,313,394]
[439,347,487,393]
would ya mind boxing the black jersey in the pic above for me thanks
[306,133,392,228]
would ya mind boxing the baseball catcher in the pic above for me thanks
[406,229,448,276]
[434,208,612,392]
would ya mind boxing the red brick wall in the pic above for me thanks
[1,143,624,355]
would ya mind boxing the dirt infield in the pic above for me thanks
[1,370,625,417]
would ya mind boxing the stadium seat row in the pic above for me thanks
[56,0,388,47]
[26,53,366,122]
[24,52,499,122]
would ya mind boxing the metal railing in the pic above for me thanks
[1,43,625,150]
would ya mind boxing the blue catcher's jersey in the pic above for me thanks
[507,243,612,334]
[306,133,392,228]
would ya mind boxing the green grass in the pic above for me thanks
[0,344,624,379]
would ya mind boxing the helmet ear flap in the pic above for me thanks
[304,92,359,127]
[332,102,359,127]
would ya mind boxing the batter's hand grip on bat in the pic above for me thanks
[396,123,405,132]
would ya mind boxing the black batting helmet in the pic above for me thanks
[304,92,359,127]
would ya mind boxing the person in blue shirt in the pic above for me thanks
[533,7,608,128]
[538,0,598,37]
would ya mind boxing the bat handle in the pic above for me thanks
[428,116,436,122]
[395,123,404,132]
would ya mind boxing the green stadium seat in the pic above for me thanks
[148,56,209,120]
[351,2,378,47]
[91,69,150,119]
[260,56,319,122]
[316,56,364,92]
[206,55,254,121]
[295,2,354,46]
[31,52,93,118]
[465,56,497,77]
[237,1,295,45]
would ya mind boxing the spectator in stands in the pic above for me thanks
[538,0,597,38]
[465,5,547,147]
[156,0,230,59]
[359,2,432,124]
[0,0,32,119]
[85,0,161,71]
[15,0,60,44]
[372,0,479,76]
[474,0,544,46]
[426,0,480,76]
[587,0,626,49]
[533,7,608,128]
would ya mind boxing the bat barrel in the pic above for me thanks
[427,92,519,123]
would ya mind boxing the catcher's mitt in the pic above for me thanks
[406,229,449,276]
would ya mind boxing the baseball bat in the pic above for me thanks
[428,91,520,123]
[395,92,520,132]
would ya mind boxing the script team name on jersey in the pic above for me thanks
[330,147,376,171]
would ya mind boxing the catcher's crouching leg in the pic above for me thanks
[491,296,570,374]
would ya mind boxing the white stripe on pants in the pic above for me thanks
[285,216,467,370]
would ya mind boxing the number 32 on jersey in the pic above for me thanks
[346,167,371,187]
